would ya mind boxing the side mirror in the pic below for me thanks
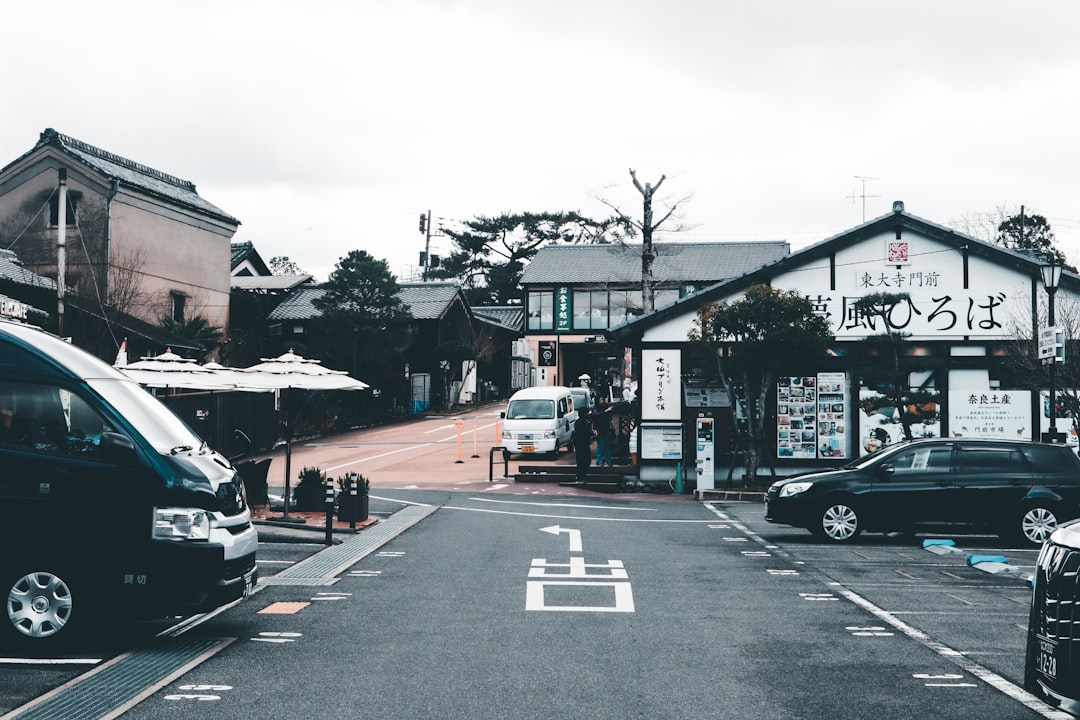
[100,431,137,463]
[879,463,895,477]
[500,411,506,419]
[230,429,253,461]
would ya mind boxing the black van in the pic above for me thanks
[1025,520,1080,714]
[764,438,1080,544]
[0,320,258,649]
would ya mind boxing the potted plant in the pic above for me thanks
[336,473,370,522]
[292,466,329,511]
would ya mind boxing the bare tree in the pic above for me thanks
[597,169,691,312]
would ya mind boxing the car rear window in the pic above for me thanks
[1021,445,1080,474]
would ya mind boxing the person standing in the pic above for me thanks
[573,410,593,484]
[594,397,613,467]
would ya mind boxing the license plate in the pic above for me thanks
[521,445,534,453]
[1036,634,1058,681]
[243,570,256,598]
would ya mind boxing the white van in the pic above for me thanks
[500,386,578,456]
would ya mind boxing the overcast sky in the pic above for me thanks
[5,1,1080,283]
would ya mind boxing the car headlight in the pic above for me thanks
[502,430,511,439]
[153,507,211,541]
[544,430,556,438]
[779,481,813,498]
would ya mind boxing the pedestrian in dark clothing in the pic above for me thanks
[573,412,593,483]
[594,398,613,467]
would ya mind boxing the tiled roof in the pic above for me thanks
[473,305,524,333]
[267,282,466,322]
[231,241,254,269]
[267,286,325,321]
[396,283,464,321]
[0,249,56,290]
[232,274,313,291]
[519,241,789,285]
[4,129,239,226]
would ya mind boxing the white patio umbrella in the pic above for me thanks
[237,351,368,518]
[117,349,240,391]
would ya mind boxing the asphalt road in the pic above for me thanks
[0,409,1070,719]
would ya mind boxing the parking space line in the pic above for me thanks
[703,503,1072,719]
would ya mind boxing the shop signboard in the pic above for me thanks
[949,390,1029,440]
[777,372,848,459]
[641,349,680,420]
[555,286,571,333]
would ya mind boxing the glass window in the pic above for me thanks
[527,290,554,331]
[610,290,643,324]
[655,288,680,309]
[48,194,78,227]
[573,290,609,330]
[890,446,952,474]
[957,448,1027,475]
[0,381,118,458]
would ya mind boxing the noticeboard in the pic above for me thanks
[640,423,683,460]
[683,385,730,408]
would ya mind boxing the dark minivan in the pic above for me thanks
[0,320,258,649]
[1026,520,1080,714]
[764,438,1080,544]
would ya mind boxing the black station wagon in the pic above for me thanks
[764,438,1080,544]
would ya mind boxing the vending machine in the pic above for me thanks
[695,413,715,490]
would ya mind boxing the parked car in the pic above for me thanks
[1025,519,1080,714]
[500,386,577,457]
[0,318,258,649]
[569,387,594,414]
[764,438,1080,544]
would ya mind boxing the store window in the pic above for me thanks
[527,290,554,331]
[610,290,643,325]
[573,290,609,330]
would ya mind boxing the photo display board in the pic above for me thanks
[777,372,848,460]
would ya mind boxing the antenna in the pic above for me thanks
[848,175,881,223]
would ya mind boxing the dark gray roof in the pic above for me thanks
[396,283,465,321]
[4,129,239,226]
[519,241,790,285]
[0,249,56,290]
[267,286,325,321]
[473,305,524,333]
[267,282,466,323]
[231,241,270,273]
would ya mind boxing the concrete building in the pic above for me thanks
[519,240,790,397]
[0,129,239,346]
[610,202,1080,489]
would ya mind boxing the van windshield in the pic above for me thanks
[87,378,204,453]
[506,399,555,420]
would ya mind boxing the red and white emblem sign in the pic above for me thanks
[886,240,909,264]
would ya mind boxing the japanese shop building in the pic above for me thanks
[610,202,1080,487]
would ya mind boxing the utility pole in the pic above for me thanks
[57,167,67,336]
[419,210,432,280]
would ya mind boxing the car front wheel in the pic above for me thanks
[3,568,79,649]
[816,502,862,542]
[1019,505,1059,545]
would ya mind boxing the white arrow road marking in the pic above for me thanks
[540,525,583,552]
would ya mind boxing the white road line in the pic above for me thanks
[702,503,1072,719]
[470,498,656,512]
[443,506,713,523]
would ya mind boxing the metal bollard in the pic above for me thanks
[348,473,358,531]
[324,477,335,545]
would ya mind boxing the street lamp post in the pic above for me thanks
[1040,261,1062,442]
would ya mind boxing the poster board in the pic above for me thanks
[640,423,683,460]
[777,372,848,460]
